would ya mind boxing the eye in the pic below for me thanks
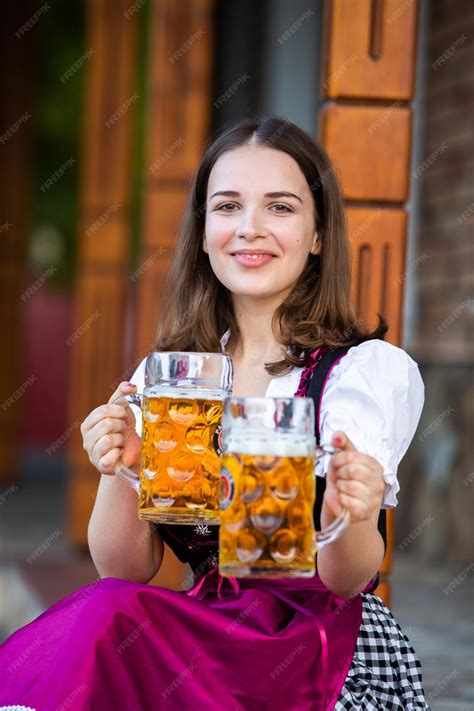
[214,202,238,212]
[270,203,293,213]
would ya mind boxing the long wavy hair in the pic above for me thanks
[155,116,387,375]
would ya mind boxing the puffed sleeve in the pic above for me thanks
[318,340,425,508]
[129,357,147,438]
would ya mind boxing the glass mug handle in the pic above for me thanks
[110,393,143,494]
[314,444,351,548]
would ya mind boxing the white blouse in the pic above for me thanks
[129,336,424,509]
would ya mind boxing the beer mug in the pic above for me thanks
[218,397,350,578]
[114,351,233,524]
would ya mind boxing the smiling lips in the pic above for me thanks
[231,250,276,268]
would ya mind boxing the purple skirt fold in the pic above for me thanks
[0,571,361,710]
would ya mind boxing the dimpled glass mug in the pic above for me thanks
[218,397,351,578]
[114,351,233,525]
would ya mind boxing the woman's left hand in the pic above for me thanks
[321,430,385,525]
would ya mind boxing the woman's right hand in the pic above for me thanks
[80,382,142,475]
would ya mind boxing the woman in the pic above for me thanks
[0,117,429,710]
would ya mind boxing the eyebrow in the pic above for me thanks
[208,190,303,204]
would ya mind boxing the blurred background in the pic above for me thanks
[0,1,472,708]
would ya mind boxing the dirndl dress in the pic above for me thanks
[0,342,430,709]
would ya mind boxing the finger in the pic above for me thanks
[331,450,380,474]
[331,430,357,452]
[322,482,342,519]
[108,381,137,406]
[338,492,372,521]
[333,462,375,482]
[336,478,372,499]
[81,404,128,435]
[91,433,125,463]
[98,447,125,475]
[83,418,128,455]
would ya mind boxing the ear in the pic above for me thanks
[202,235,208,254]
[309,230,320,256]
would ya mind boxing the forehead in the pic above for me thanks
[207,144,309,196]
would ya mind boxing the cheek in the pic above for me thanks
[204,217,232,252]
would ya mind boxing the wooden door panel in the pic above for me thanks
[322,0,418,100]
[320,104,413,202]
[348,207,407,344]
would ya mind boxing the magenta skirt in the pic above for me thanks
[0,570,362,710]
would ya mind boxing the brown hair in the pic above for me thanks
[155,116,387,375]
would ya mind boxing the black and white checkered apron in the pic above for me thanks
[335,593,430,710]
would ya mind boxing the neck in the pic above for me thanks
[228,295,285,365]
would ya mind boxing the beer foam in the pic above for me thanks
[224,435,313,457]
[145,386,225,400]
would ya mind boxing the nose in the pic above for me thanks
[236,208,269,240]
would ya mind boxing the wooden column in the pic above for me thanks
[319,0,419,605]
[134,0,215,358]
[67,0,139,546]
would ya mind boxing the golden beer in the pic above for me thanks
[219,449,317,578]
[138,393,223,524]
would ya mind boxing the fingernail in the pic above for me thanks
[333,435,342,446]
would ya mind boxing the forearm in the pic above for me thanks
[88,474,163,583]
[317,511,384,599]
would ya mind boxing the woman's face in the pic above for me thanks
[203,144,320,302]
